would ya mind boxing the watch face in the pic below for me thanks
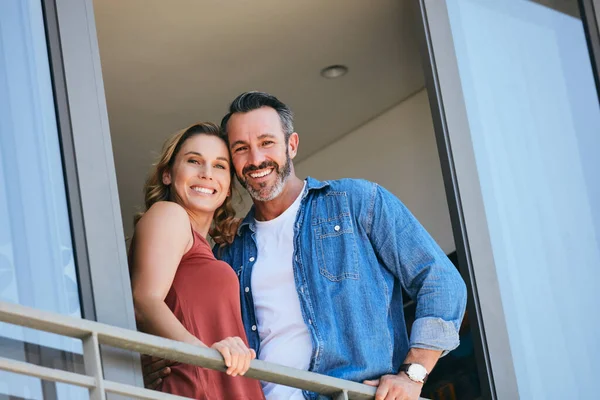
[407,364,428,381]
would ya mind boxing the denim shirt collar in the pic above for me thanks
[237,176,330,236]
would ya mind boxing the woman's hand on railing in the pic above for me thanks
[211,336,257,377]
[140,336,256,388]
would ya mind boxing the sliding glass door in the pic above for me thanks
[418,0,600,398]
[0,1,88,398]
[1,0,142,396]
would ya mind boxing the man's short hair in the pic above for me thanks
[220,91,295,143]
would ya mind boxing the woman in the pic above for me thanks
[129,122,264,399]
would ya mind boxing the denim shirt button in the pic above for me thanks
[251,325,257,331]
[334,225,341,231]
[249,257,255,262]
[245,287,250,293]
[308,319,312,325]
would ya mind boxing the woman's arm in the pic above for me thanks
[130,201,202,346]
[131,202,256,377]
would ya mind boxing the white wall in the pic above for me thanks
[295,89,455,253]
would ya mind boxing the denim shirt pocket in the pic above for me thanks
[312,192,359,282]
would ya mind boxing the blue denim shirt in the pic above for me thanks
[215,177,467,399]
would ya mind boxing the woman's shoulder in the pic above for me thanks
[136,201,191,235]
[147,200,188,216]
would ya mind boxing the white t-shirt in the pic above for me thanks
[251,183,313,400]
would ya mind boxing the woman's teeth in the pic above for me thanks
[191,187,214,194]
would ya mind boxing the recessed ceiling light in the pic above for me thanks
[320,65,348,79]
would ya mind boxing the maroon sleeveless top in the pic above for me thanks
[159,230,264,400]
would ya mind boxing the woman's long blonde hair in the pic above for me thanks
[134,122,237,245]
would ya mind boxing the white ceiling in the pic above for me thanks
[93,0,425,234]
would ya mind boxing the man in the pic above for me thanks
[147,91,467,400]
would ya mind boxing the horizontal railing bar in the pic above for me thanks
[103,380,193,400]
[0,356,194,400]
[0,302,92,338]
[0,301,377,399]
[0,356,96,388]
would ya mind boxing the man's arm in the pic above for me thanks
[363,183,467,400]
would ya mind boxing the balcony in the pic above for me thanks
[0,301,429,400]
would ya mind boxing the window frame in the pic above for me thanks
[41,0,142,388]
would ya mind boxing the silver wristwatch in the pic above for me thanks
[399,363,429,384]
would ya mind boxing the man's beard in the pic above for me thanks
[237,150,292,202]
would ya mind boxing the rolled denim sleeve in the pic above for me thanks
[366,184,467,355]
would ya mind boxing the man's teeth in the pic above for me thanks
[192,187,214,194]
[250,169,272,178]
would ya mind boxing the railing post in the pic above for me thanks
[83,332,106,400]
[334,389,349,400]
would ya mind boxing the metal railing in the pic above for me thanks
[0,301,427,400]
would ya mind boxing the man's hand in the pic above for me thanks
[141,354,175,390]
[363,373,422,400]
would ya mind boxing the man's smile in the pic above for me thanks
[248,168,274,180]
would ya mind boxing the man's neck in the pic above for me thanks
[253,175,305,221]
